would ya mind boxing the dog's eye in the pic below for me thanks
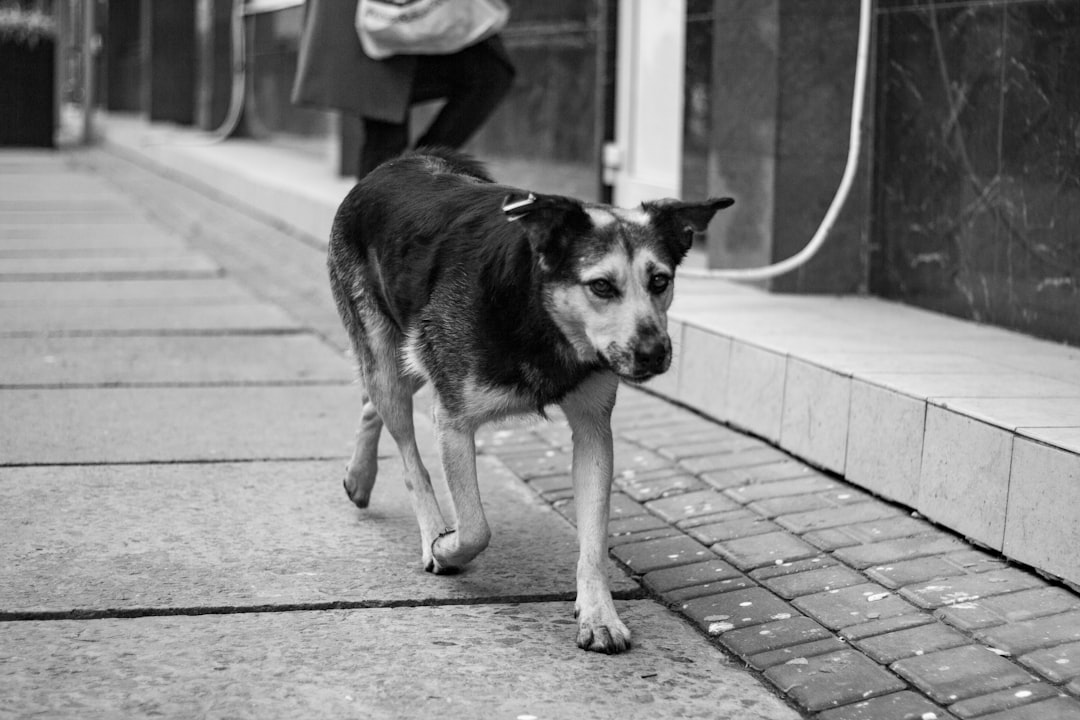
[587,279,617,299]
[649,274,671,294]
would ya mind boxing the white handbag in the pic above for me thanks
[356,0,510,60]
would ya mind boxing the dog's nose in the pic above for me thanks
[634,338,669,375]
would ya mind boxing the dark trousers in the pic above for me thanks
[358,40,515,178]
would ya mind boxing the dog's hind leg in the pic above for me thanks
[429,401,491,573]
[560,371,631,654]
[343,392,383,508]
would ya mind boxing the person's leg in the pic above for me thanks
[412,41,514,149]
[359,118,410,178]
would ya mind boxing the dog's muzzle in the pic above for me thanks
[608,334,671,383]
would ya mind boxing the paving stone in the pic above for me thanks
[700,460,817,490]
[866,556,968,589]
[948,683,1063,719]
[685,516,781,544]
[679,446,791,474]
[794,584,920,631]
[943,549,1009,575]
[713,531,821,571]
[764,649,907,713]
[527,474,574,500]
[974,610,1080,656]
[815,691,951,720]
[644,489,739,523]
[1019,640,1080,683]
[758,565,867,600]
[723,475,841,504]
[676,507,756,529]
[681,587,798,634]
[840,614,937,642]
[1068,678,1080,698]
[642,558,744,594]
[775,502,902,534]
[499,449,573,479]
[607,513,670,539]
[891,645,1038,705]
[610,441,673,476]
[750,556,839,581]
[978,697,1080,720]
[655,435,760,461]
[607,526,683,548]
[664,575,757,603]
[936,588,1080,632]
[747,637,850,671]
[852,622,970,664]
[834,536,969,570]
[817,487,874,506]
[803,527,865,551]
[718,616,833,657]
[900,570,1047,609]
[841,516,939,544]
[610,534,713,574]
[619,471,705,502]
[749,494,834,518]
[554,492,649,526]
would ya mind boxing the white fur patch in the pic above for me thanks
[612,206,652,227]
[400,325,429,380]
[585,207,617,229]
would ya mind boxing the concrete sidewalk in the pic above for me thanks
[5,146,1080,720]
[0,150,799,718]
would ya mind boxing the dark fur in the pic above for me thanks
[329,149,601,415]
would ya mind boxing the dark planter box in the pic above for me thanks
[0,35,55,147]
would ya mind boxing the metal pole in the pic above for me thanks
[82,0,96,143]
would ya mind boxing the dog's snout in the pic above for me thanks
[633,335,670,375]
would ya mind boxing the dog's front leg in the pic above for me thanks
[560,371,630,653]
[429,402,491,574]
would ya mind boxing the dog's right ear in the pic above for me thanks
[502,192,592,270]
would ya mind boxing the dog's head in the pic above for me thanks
[503,192,734,382]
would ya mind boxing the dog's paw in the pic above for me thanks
[343,476,372,508]
[575,607,632,654]
[423,529,465,575]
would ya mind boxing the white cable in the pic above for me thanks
[681,0,873,281]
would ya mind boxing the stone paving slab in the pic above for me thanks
[0,302,303,335]
[0,251,221,278]
[0,278,257,305]
[0,457,634,614]
[0,227,185,250]
[0,223,181,242]
[0,386,360,464]
[0,335,352,386]
[0,601,798,720]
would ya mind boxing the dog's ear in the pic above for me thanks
[502,191,592,270]
[643,197,735,262]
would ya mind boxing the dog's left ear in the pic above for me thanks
[503,191,592,270]
[643,197,735,262]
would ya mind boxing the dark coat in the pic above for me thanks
[291,0,512,124]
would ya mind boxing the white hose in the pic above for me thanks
[682,0,873,281]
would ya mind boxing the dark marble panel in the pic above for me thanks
[872,0,1080,346]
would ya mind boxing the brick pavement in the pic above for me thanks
[476,396,1080,718]
[76,146,1080,718]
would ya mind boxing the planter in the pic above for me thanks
[0,10,56,148]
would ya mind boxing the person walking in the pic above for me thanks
[292,0,515,179]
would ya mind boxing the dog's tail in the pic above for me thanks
[407,146,495,184]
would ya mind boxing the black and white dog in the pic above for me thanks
[328,149,732,653]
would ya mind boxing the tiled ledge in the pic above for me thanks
[650,279,1080,587]
[99,114,1080,588]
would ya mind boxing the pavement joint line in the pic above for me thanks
[0,380,354,391]
[0,456,352,469]
[0,588,649,624]
[0,271,224,281]
[0,327,311,339]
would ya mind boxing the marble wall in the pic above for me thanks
[873,0,1080,346]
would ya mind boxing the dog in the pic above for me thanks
[327,148,733,653]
